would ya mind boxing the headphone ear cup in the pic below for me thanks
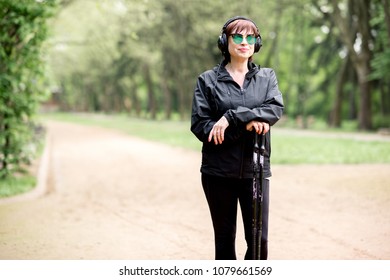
[254,36,262,53]
[218,33,228,54]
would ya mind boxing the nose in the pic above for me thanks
[241,36,249,44]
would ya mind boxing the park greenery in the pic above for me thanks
[47,0,390,130]
[1,0,56,179]
[1,0,390,185]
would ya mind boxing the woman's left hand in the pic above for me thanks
[208,116,229,145]
[246,120,269,135]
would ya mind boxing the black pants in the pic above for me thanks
[201,173,269,260]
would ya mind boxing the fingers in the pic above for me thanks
[209,125,226,144]
[208,116,229,145]
[216,127,225,144]
[246,122,254,131]
[246,121,270,135]
[262,122,270,134]
[208,127,221,145]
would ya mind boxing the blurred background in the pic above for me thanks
[1,0,390,183]
[44,0,390,129]
[1,0,390,260]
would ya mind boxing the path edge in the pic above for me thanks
[0,132,51,205]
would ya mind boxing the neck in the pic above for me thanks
[227,58,249,73]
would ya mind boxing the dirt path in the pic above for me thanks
[0,120,389,259]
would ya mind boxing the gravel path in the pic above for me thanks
[0,120,389,259]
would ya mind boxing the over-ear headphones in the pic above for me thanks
[217,16,262,56]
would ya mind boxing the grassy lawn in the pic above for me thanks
[272,131,390,164]
[0,175,36,198]
[41,112,390,164]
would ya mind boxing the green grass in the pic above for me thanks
[41,112,390,164]
[0,175,36,198]
[41,112,202,150]
[272,132,390,164]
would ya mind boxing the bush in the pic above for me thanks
[0,0,57,179]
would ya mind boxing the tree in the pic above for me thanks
[330,0,374,130]
[370,0,390,127]
[0,0,57,178]
[45,0,388,130]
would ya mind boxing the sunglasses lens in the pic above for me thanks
[231,34,256,45]
[246,35,256,45]
[232,34,243,44]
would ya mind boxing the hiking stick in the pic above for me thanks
[252,132,265,260]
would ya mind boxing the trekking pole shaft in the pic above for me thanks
[252,132,266,260]
[252,132,262,259]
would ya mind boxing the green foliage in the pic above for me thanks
[369,2,390,81]
[0,0,57,178]
[45,0,389,130]
[371,48,390,80]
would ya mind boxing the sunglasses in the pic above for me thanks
[230,34,257,45]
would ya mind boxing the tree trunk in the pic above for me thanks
[0,122,10,179]
[330,0,373,130]
[129,77,141,117]
[263,5,283,67]
[330,55,350,127]
[143,64,157,119]
[161,77,172,120]
[347,68,358,120]
[355,61,372,129]
[130,88,141,117]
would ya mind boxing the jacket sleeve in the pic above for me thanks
[223,68,284,126]
[191,73,244,143]
[190,74,214,142]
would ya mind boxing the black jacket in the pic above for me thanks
[191,62,284,178]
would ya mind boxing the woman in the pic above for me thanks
[190,16,284,260]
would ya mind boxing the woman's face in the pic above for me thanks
[227,30,255,62]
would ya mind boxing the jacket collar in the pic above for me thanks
[214,61,259,81]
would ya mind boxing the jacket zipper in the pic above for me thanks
[241,88,246,106]
[238,87,246,178]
